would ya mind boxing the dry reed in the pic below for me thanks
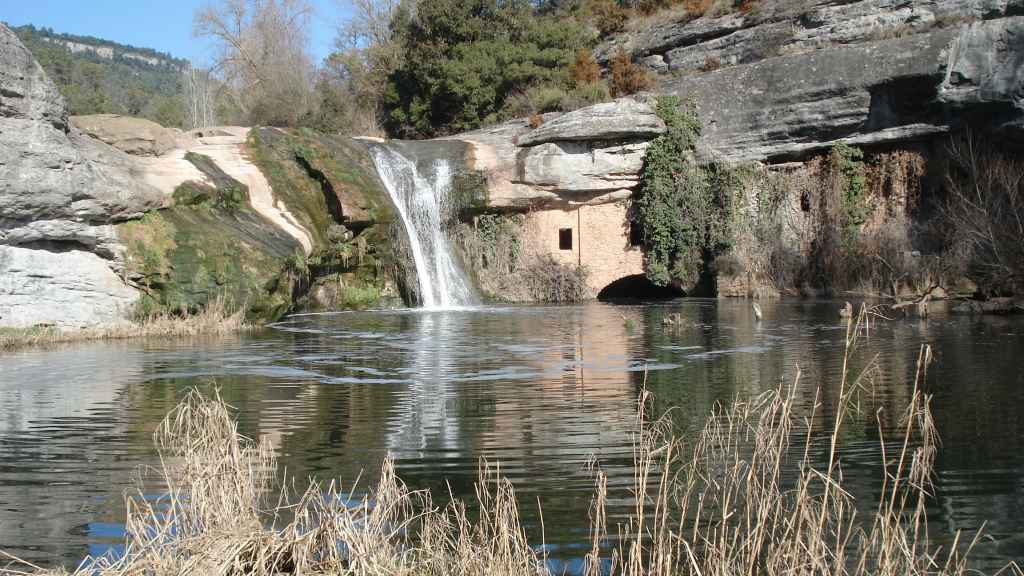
[6,313,1020,576]
[0,298,251,352]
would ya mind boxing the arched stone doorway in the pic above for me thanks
[597,274,682,301]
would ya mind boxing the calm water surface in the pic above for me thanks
[1,299,1023,571]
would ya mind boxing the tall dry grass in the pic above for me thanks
[0,298,250,352]
[8,313,1020,576]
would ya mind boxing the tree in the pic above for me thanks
[305,0,408,135]
[183,66,219,129]
[381,0,593,137]
[941,133,1024,295]
[193,0,316,127]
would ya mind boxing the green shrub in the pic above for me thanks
[633,96,734,289]
[831,143,870,245]
[338,284,382,309]
[561,81,612,111]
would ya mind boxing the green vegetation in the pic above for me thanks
[830,143,870,246]
[120,206,300,321]
[245,127,405,309]
[381,0,596,137]
[633,96,734,289]
[13,24,188,127]
[172,153,248,212]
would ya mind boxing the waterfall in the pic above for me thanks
[369,144,477,309]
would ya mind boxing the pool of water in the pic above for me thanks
[2,299,1023,570]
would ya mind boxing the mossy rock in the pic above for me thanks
[245,127,394,248]
[119,182,303,322]
[246,127,409,307]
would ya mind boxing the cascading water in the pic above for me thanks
[369,144,477,309]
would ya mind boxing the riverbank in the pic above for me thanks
[0,301,251,352]
[8,315,1016,576]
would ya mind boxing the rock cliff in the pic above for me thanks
[606,0,1024,162]
[446,98,665,209]
[0,22,399,329]
[0,23,164,328]
[439,2,1024,206]
[434,0,1024,300]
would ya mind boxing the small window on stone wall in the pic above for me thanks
[629,219,643,247]
[559,228,573,250]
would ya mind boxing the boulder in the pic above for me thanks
[516,98,665,146]
[71,114,177,156]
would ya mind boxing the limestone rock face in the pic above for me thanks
[596,1,1024,162]
[664,30,959,161]
[71,114,177,156]
[939,17,1024,114]
[0,24,163,230]
[0,246,137,329]
[517,99,665,146]
[519,141,650,193]
[447,99,664,209]
[0,22,163,328]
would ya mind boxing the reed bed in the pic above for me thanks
[0,299,250,352]
[6,312,1019,576]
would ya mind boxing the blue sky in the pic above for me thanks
[0,0,349,64]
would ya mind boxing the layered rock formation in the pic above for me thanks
[448,98,665,209]
[0,23,163,328]
[601,0,1024,161]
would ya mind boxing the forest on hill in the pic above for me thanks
[12,24,192,128]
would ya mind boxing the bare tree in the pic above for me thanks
[336,0,403,53]
[311,0,407,135]
[941,132,1024,294]
[194,0,316,126]
[183,64,218,130]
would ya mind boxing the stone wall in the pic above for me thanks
[521,202,645,298]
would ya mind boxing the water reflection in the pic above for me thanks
[0,300,1022,569]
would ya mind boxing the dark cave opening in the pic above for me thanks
[597,274,683,301]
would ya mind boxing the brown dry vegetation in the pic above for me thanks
[0,298,250,352]
[8,314,1020,576]
[940,134,1024,295]
[609,49,654,96]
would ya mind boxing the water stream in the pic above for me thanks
[369,144,477,309]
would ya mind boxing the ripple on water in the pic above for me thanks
[0,301,1023,572]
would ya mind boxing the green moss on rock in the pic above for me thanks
[118,128,404,320]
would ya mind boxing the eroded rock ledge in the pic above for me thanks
[438,3,1024,211]
[445,98,665,210]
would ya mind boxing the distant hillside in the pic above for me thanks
[11,24,188,128]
